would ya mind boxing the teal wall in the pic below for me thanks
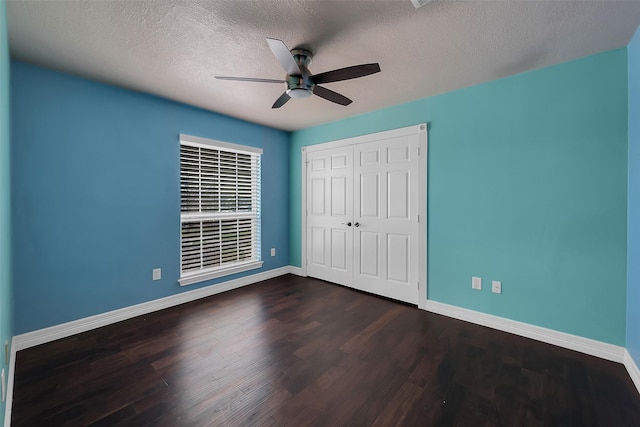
[0,2,11,423]
[11,61,290,334]
[290,49,628,345]
[627,26,640,365]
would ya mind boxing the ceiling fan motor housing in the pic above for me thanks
[286,49,314,98]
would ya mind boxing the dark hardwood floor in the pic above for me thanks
[11,274,640,426]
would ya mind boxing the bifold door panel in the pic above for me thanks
[307,147,354,286]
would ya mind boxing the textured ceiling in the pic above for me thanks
[7,1,640,131]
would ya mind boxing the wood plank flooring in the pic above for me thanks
[11,274,640,426]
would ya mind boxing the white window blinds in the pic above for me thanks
[179,134,263,285]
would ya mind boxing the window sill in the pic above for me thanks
[178,260,264,286]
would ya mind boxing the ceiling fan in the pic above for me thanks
[215,38,381,109]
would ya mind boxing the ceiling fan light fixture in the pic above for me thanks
[287,87,313,99]
[410,0,433,9]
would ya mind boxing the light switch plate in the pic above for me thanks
[270,248,276,257]
[153,268,161,281]
[472,276,482,290]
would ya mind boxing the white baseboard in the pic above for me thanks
[13,266,292,352]
[423,300,626,363]
[624,349,640,395]
[3,338,16,427]
[287,266,305,276]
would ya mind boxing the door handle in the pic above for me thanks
[341,222,352,227]
[354,222,360,227]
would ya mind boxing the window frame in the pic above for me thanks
[178,134,263,286]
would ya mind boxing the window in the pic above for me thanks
[179,134,263,286]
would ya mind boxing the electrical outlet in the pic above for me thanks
[270,248,276,257]
[472,276,482,290]
[492,280,502,294]
[153,268,161,281]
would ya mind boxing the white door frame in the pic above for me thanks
[301,124,428,308]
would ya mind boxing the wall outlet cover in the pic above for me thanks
[472,276,482,290]
[153,268,161,281]
[492,280,502,294]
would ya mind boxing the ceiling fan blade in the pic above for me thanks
[313,85,352,106]
[215,76,286,83]
[266,38,301,76]
[311,63,381,84]
[272,92,291,109]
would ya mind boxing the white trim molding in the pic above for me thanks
[417,125,428,310]
[300,146,308,278]
[287,266,306,276]
[179,133,263,155]
[178,260,263,286]
[303,124,426,153]
[13,266,291,352]
[3,337,16,427]
[624,349,640,395]
[423,300,626,363]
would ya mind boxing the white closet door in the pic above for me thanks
[306,146,354,286]
[353,135,419,304]
[305,125,424,305]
